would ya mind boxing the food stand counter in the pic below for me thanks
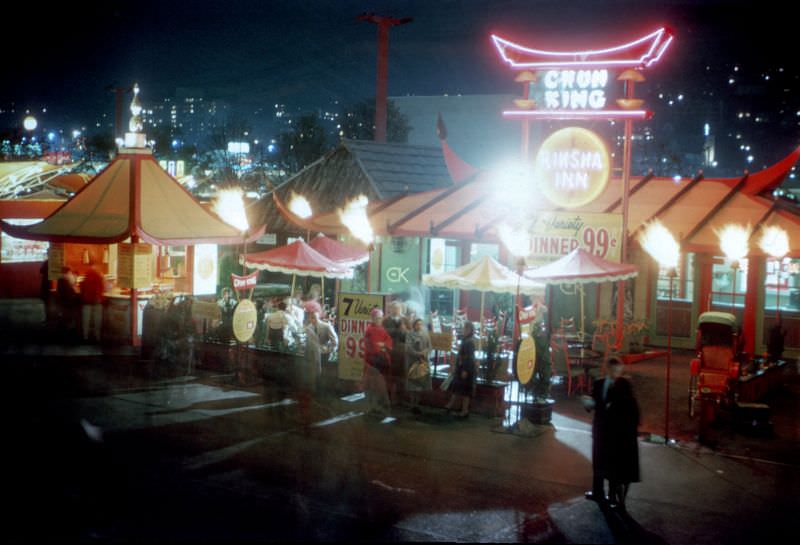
[103,290,154,345]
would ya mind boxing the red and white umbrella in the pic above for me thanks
[240,239,353,279]
[308,234,369,268]
[524,248,638,343]
[523,248,638,285]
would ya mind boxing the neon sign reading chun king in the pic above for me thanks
[493,27,673,120]
[541,69,609,110]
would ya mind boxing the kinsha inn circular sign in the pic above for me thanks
[533,127,610,209]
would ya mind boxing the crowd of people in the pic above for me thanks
[41,266,643,509]
[42,261,107,343]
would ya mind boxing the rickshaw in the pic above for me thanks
[688,312,742,428]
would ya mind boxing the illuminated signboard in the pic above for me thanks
[0,219,48,264]
[533,127,610,208]
[526,211,624,264]
[538,69,609,111]
[492,27,673,120]
[193,243,218,295]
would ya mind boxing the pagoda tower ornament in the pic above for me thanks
[123,83,147,149]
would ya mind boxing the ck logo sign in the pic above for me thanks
[386,266,410,283]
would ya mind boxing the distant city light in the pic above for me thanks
[227,142,250,154]
[23,116,37,131]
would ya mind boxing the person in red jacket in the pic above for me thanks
[80,263,105,342]
[363,307,393,417]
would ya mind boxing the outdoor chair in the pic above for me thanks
[591,331,610,360]
[550,341,584,396]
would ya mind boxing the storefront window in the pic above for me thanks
[653,252,695,338]
[711,257,747,312]
[763,257,799,353]
[163,246,186,277]
[428,241,461,317]
[764,257,799,311]
[0,219,48,263]
[470,242,499,261]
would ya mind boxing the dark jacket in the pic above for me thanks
[452,334,476,397]
[605,377,640,484]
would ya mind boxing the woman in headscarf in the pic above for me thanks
[445,321,476,418]
[363,307,393,416]
[405,318,432,414]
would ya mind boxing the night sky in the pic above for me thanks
[2,1,795,129]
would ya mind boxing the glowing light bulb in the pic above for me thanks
[288,191,313,219]
[338,195,373,245]
[638,219,680,270]
[213,187,249,232]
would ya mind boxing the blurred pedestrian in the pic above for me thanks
[56,266,80,336]
[582,356,639,509]
[363,307,393,416]
[216,287,236,342]
[445,321,476,418]
[303,284,323,317]
[80,262,105,342]
[605,358,640,510]
[266,301,291,349]
[405,318,432,414]
[40,259,51,302]
[383,300,409,406]
[308,310,338,366]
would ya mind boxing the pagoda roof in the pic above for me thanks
[1,148,263,245]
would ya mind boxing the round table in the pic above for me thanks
[567,347,603,393]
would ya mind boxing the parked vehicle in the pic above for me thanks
[688,312,742,435]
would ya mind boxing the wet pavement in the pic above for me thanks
[2,299,799,543]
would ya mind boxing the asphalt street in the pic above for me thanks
[4,341,799,543]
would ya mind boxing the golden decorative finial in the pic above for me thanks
[123,83,148,149]
[128,83,143,133]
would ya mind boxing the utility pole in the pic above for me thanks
[358,13,412,142]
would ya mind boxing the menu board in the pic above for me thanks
[117,243,154,289]
[0,219,48,264]
[47,243,65,281]
[336,292,386,381]
[232,298,258,343]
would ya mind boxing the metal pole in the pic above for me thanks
[731,261,738,320]
[665,270,675,443]
[374,22,389,143]
[358,14,412,143]
[616,79,635,350]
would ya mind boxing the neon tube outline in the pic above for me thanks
[492,28,674,70]
[503,109,653,120]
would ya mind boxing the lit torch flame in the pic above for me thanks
[338,194,373,245]
[758,225,789,259]
[213,187,249,232]
[288,191,313,219]
[716,223,751,264]
[638,219,680,270]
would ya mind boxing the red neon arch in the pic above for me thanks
[492,27,674,70]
